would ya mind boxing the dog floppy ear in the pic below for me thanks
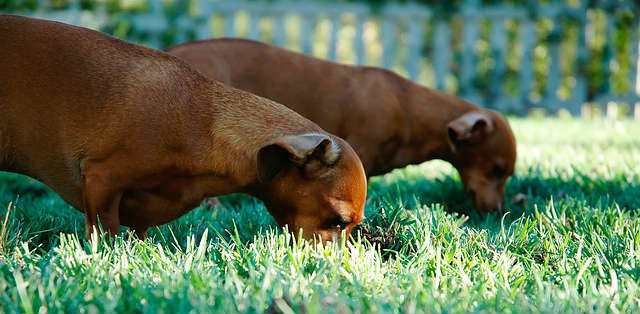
[257,133,341,182]
[447,111,494,147]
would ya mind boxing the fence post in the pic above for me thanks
[248,11,261,40]
[570,4,588,116]
[328,13,341,61]
[544,20,562,114]
[490,18,507,111]
[273,12,287,47]
[461,0,479,104]
[300,12,314,55]
[599,13,614,112]
[193,0,212,40]
[433,20,450,91]
[406,19,424,80]
[174,0,194,44]
[147,0,164,48]
[223,9,236,37]
[381,17,396,69]
[67,0,81,26]
[354,14,365,65]
[519,19,536,114]
[630,10,640,119]
[196,15,213,40]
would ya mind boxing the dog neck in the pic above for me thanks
[203,81,322,192]
[389,79,478,170]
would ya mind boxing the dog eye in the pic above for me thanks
[492,165,507,178]
[326,217,351,230]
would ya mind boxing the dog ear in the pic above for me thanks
[447,111,494,147]
[257,133,341,182]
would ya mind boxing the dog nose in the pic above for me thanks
[473,194,504,213]
[466,188,477,200]
[483,199,504,213]
[496,201,504,215]
[466,187,506,213]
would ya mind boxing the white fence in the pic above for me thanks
[10,0,640,117]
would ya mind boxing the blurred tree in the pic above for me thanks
[1,0,636,109]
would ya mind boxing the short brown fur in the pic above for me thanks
[168,38,517,212]
[0,16,366,241]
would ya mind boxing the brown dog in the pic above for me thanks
[0,16,367,242]
[167,38,517,212]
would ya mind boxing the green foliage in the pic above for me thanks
[1,118,639,313]
[1,0,637,103]
[0,0,37,12]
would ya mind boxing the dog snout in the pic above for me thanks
[475,195,504,213]
[466,188,477,200]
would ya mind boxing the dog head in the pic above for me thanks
[447,110,517,212]
[255,133,367,243]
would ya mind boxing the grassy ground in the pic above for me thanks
[0,118,639,313]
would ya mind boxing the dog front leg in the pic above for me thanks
[82,173,123,239]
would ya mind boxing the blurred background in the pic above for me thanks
[1,0,638,117]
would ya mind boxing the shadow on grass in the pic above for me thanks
[368,170,639,220]
[354,170,639,259]
[1,169,638,257]
[0,172,279,254]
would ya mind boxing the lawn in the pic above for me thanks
[0,118,639,313]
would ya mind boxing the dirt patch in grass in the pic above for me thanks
[357,224,399,259]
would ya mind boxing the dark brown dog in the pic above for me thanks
[167,39,517,212]
[0,16,367,242]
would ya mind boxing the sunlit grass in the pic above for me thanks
[1,118,639,313]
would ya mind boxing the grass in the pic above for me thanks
[0,117,639,313]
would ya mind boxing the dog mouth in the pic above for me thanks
[478,200,504,213]
[465,188,477,201]
[466,188,505,213]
